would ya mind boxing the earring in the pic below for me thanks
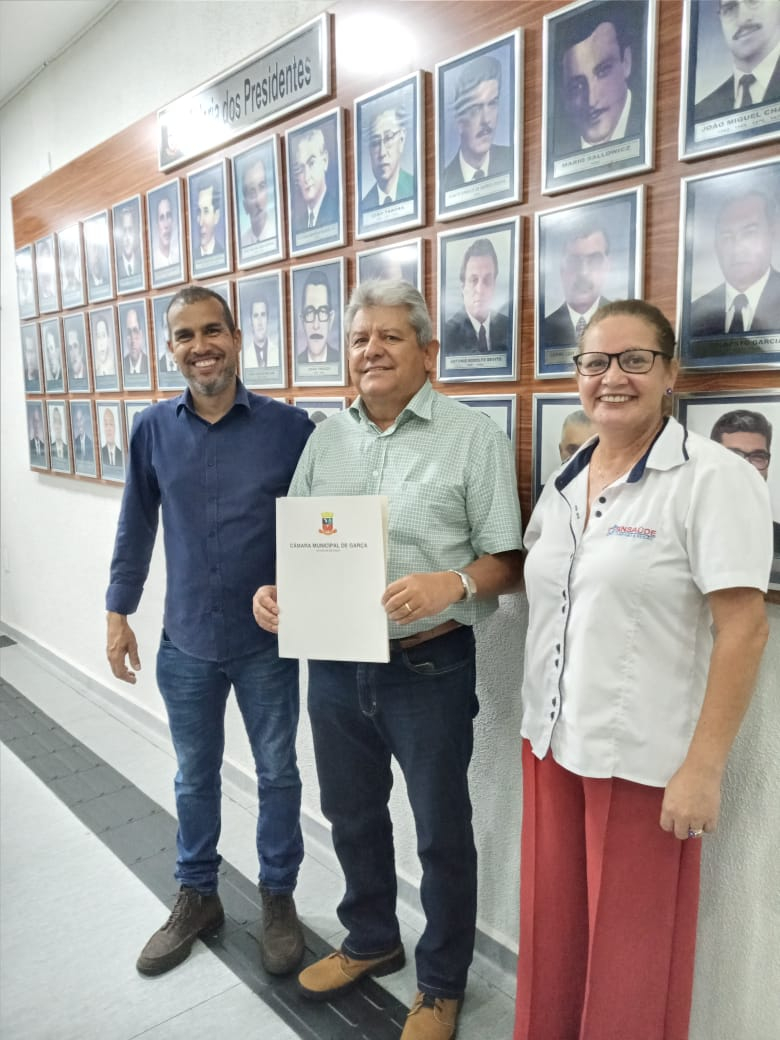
[665,387,673,396]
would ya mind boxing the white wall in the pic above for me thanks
[1,4,778,1035]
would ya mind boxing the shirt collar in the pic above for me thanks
[555,417,686,492]
[724,267,771,311]
[731,40,780,102]
[176,378,249,417]
[349,379,434,428]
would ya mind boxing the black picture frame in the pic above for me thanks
[677,156,780,371]
[232,135,284,269]
[541,0,656,195]
[286,108,345,258]
[112,194,147,296]
[437,216,520,382]
[355,72,425,240]
[435,31,523,222]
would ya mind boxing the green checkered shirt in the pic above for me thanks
[289,380,523,635]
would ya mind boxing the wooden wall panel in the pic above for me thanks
[12,1,780,551]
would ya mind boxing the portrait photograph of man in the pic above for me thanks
[63,313,92,393]
[147,180,185,289]
[57,224,85,310]
[118,299,152,390]
[356,239,423,291]
[187,160,232,278]
[436,31,522,221]
[151,292,186,391]
[20,323,42,394]
[83,210,114,305]
[455,393,517,444]
[677,391,780,589]
[232,137,283,269]
[236,271,286,390]
[355,72,423,240]
[536,186,643,377]
[69,400,98,479]
[679,159,780,369]
[286,109,345,258]
[438,217,519,382]
[41,318,66,394]
[88,306,121,392]
[290,258,345,387]
[682,0,780,158]
[542,0,655,194]
[112,195,146,296]
[47,402,72,475]
[292,398,345,426]
[532,392,590,502]
[35,234,60,315]
[97,402,125,483]
[27,401,48,470]
[15,245,37,320]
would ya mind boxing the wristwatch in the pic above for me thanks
[449,569,477,602]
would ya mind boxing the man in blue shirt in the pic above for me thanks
[106,286,314,979]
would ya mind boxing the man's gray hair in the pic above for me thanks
[344,280,433,348]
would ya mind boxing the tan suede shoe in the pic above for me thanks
[297,944,405,1001]
[401,991,463,1040]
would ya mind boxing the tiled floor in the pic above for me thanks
[0,638,516,1039]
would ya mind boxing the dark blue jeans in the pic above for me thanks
[156,632,303,894]
[308,626,478,999]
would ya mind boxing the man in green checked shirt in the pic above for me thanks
[253,280,523,1040]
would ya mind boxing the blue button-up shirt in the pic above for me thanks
[106,382,314,661]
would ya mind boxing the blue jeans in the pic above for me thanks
[156,632,303,894]
[308,626,478,999]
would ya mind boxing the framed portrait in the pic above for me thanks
[62,312,92,393]
[125,399,154,441]
[437,216,520,382]
[236,271,286,390]
[535,185,645,378]
[356,238,423,291]
[117,298,153,391]
[680,0,780,161]
[69,400,98,479]
[676,389,780,591]
[151,292,185,391]
[112,194,147,296]
[286,108,345,258]
[541,0,657,195]
[27,400,49,471]
[40,318,66,394]
[290,257,345,387]
[677,156,780,371]
[532,392,595,503]
[35,234,60,314]
[232,135,284,269]
[187,158,233,279]
[454,393,517,445]
[355,71,425,240]
[46,401,72,475]
[435,31,522,222]
[20,323,42,394]
[147,180,186,289]
[57,224,85,309]
[292,397,346,425]
[15,245,37,320]
[96,401,127,484]
[83,210,114,304]
[88,306,121,392]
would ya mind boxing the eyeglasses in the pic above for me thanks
[369,129,402,151]
[302,306,331,323]
[719,0,766,20]
[726,447,771,471]
[573,349,668,375]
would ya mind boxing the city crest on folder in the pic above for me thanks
[319,511,337,535]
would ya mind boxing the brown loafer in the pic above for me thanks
[401,991,463,1039]
[297,944,405,1001]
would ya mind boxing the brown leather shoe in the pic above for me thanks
[297,944,405,1001]
[136,886,224,976]
[259,886,304,975]
[401,991,463,1040]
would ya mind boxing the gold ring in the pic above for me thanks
[405,602,413,614]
